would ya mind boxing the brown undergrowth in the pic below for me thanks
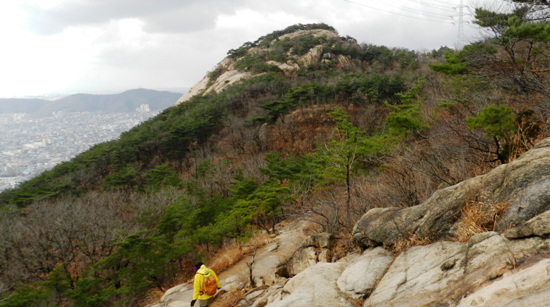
[213,289,247,307]
[454,201,509,242]
[389,234,432,255]
[387,201,509,255]
[207,232,274,274]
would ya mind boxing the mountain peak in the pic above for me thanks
[176,23,359,104]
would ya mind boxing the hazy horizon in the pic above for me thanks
[0,87,188,100]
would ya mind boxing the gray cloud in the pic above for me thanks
[25,0,247,35]
[2,0,489,98]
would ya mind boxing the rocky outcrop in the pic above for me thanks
[153,138,550,307]
[352,138,550,248]
[176,58,252,104]
[337,247,393,300]
[505,209,550,239]
[238,138,550,307]
[175,28,359,105]
[239,231,550,307]
[275,232,335,278]
[363,232,540,306]
[456,258,550,306]
[266,263,354,307]
[298,45,324,67]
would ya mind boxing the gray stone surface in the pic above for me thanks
[337,247,394,300]
[353,139,550,248]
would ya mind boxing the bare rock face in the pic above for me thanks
[362,232,549,307]
[298,45,324,67]
[494,138,550,228]
[337,247,394,300]
[240,232,550,307]
[364,241,467,307]
[505,209,550,239]
[457,258,550,307]
[353,138,550,248]
[176,58,251,105]
[275,232,335,278]
[267,262,354,307]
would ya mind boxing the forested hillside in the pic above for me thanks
[1,2,550,305]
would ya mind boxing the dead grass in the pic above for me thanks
[141,288,166,306]
[454,201,509,242]
[390,234,432,255]
[212,288,246,307]
[208,232,274,274]
[383,201,509,255]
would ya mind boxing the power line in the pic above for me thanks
[457,0,466,42]
[399,5,454,19]
[373,0,453,19]
[422,0,459,6]
[342,0,454,23]
[406,0,457,12]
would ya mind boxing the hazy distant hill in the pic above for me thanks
[0,98,46,114]
[0,88,183,115]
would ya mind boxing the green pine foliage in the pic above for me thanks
[465,105,516,139]
[384,80,428,135]
[335,73,406,103]
[143,163,183,192]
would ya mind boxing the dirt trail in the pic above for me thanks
[151,219,314,307]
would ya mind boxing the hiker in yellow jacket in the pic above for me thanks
[191,262,221,307]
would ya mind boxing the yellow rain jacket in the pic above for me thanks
[192,264,221,301]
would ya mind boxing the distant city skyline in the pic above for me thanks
[0,0,500,98]
[0,110,161,192]
[0,88,182,191]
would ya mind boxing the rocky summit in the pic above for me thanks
[175,28,356,105]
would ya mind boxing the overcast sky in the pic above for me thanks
[0,0,500,98]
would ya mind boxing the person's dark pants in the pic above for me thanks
[198,297,212,307]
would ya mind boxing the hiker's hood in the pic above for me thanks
[196,264,209,275]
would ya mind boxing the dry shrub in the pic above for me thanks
[390,234,432,255]
[454,201,509,242]
[212,288,246,307]
[208,232,273,274]
[141,288,166,306]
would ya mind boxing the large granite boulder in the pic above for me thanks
[337,247,394,300]
[267,262,354,307]
[241,231,550,307]
[457,258,550,306]
[363,232,548,307]
[353,138,550,248]
[275,232,335,278]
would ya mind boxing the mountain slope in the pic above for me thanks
[1,20,549,307]
[153,137,550,306]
